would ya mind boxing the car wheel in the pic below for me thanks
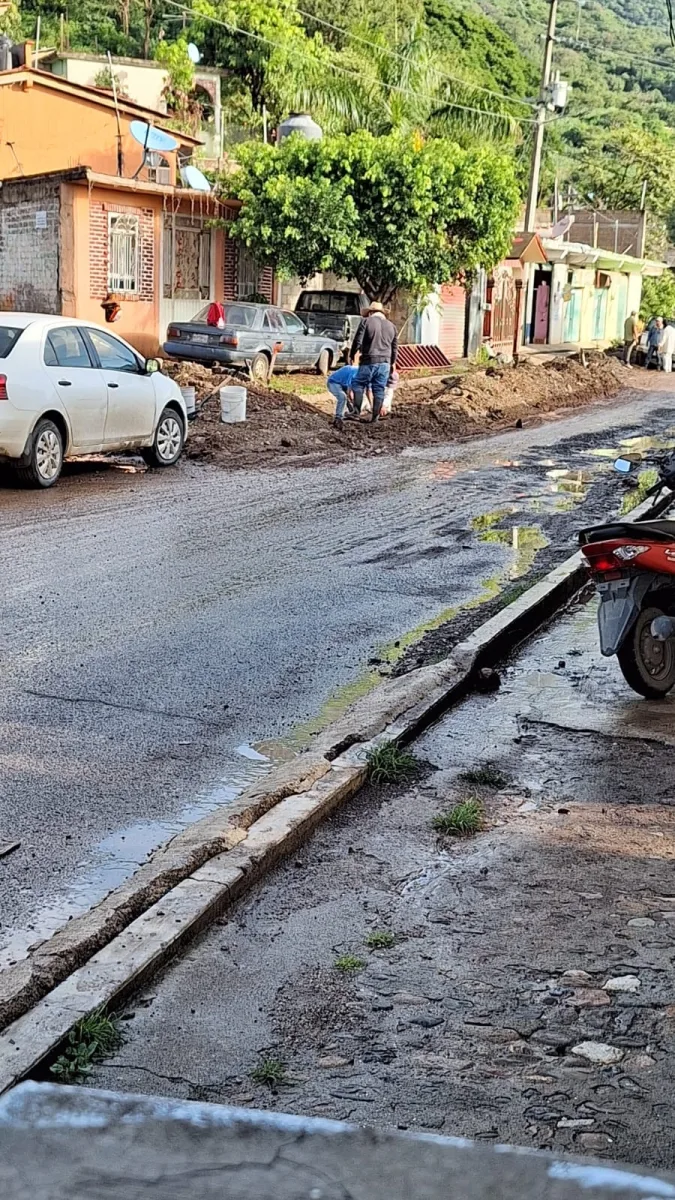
[317,349,332,376]
[15,418,64,488]
[142,407,184,469]
[250,352,270,384]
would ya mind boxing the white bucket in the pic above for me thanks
[180,386,196,418]
[220,385,247,424]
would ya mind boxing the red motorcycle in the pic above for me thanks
[579,454,675,697]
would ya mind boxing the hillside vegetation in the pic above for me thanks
[8,0,675,248]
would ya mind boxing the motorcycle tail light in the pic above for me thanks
[613,544,650,561]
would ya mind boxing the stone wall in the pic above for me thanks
[0,178,61,314]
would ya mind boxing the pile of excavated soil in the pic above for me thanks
[165,355,631,470]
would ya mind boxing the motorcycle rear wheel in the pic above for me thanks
[617,605,675,698]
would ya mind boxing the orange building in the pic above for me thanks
[0,65,275,353]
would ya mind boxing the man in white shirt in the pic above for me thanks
[659,320,675,373]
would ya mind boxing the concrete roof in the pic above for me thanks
[542,237,665,276]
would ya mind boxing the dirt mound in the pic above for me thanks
[167,355,631,471]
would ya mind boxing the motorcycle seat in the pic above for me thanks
[580,520,675,545]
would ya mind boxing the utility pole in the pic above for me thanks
[524,0,558,231]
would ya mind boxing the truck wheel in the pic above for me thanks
[617,605,675,697]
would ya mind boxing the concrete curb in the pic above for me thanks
[0,493,663,1089]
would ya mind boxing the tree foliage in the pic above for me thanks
[225,130,519,301]
[640,272,675,321]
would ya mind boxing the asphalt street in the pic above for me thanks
[1,387,674,966]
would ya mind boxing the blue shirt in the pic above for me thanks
[328,365,358,388]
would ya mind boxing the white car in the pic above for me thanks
[0,314,188,488]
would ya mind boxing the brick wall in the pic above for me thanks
[223,236,274,303]
[89,201,155,300]
[0,179,61,313]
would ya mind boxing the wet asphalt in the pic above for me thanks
[1,387,675,963]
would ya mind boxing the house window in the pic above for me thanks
[236,245,264,299]
[163,215,211,300]
[108,213,139,294]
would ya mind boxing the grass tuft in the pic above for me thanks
[251,1057,289,1088]
[432,799,484,837]
[334,954,366,972]
[365,930,396,950]
[49,1009,122,1082]
[459,762,508,789]
[620,468,659,515]
[366,743,418,785]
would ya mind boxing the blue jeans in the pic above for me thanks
[353,363,390,419]
[327,380,350,419]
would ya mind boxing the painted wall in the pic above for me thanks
[553,264,645,348]
[51,56,169,113]
[63,182,162,357]
[0,76,180,182]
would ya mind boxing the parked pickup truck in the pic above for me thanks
[294,290,369,349]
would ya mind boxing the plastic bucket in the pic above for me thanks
[220,385,247,423]
[180,386,196,418]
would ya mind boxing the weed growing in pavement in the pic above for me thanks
[334,954,366,972]
[49,1009,122,1082]
[459,762,508,789]
[432,799,484,836]
[251,1057,289,1088]
[365,931,396,950]
[620,468,659,515]
[366,743,418,785]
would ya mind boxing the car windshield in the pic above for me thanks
[0,326,24,357]
[297,293,361,315]
[192,304,258,328]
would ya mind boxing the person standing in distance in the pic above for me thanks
[350,302,398,423]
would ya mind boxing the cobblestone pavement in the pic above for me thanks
[90,601,675,1170]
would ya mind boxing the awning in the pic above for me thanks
[506,232,548,264]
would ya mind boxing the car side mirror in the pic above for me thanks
[145,358,160,375]
[614,457,634,473]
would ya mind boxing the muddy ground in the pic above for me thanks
[89,601,675,1171]
[167,355,630,471]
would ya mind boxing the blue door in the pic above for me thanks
[592,288,608,341]
[563,289,582,343]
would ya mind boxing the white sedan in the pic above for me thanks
[0,314,188,488]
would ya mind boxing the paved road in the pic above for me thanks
[1,388,674,962]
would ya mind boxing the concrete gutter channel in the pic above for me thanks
[0,492,662,1094]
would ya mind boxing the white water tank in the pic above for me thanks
[277,113,323,144]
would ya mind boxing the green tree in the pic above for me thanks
[155,36,202,133]
[225,130,519,302]
[640,272,675,321]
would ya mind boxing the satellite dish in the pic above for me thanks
[187,42,202,64]
[130,120,179,154]
[550,213,575,239]
[181,163,212,193]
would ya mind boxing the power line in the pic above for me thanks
[294,6,537,110]
[556,32,675,76]
[165,0,539,124]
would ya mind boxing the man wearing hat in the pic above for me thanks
[349,302,398,423]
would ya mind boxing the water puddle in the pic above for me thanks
[261,515,550,758]
[0,755,271,971]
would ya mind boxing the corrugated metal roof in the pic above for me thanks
[397,345,452,370]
